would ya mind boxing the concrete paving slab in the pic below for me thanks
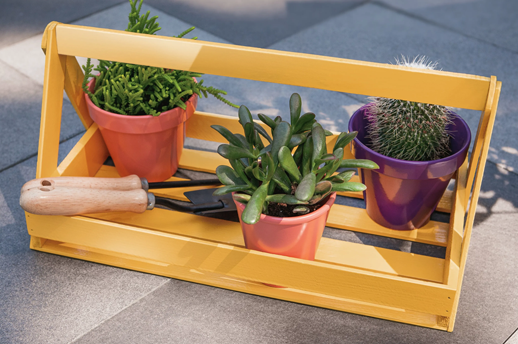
[0,61,84,172]
[0,0,124,49]
[0,141,169,344]
[267,2,518,173]
[147,0,366,48]
[379,0,518,53]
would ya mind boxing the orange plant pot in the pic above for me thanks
[234,192,337,260]
[84,81,198,182]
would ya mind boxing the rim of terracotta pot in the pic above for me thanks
[348,103,471,180]
[233,192,337,225]
[85,78,198,134]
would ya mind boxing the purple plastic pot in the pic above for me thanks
[348,104,471,230]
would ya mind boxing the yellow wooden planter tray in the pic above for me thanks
[27,22,501,332]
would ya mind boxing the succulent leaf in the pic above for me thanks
[278,146,302,183]
[233,193,251,204]
[242,183,269,224]
[271,121,291,164]
[288,133,307,150]
[339,159,379,169]
[314,180,332,195]
[258,113,277,130]
[213,184,251,196]
[295,173,316,201]
[244,122,256,147]
[331,181,367,192]
[254,123,273,143]
[311,123,327,166]
[216,165,245,185]
[302,135,314,176]
[272,168,292,194]
[218,144,256,160]
[238,105,253,128]
[289,93,302,128]
[293,112,316,133]
[293,206,310,214]
[334,131,357,151]
[266,194,308,205]
[211,125,246,148]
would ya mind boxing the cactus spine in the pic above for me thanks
[367,56,453,161]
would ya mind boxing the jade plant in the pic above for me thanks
[367,56,453,161]
[81,0,237,116]
[212,93,379,225]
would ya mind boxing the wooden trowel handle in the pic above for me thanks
[21,175,144,193]
[20,186,150,216]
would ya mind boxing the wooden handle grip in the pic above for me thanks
[21,175,143,193]
[20,186,149,215]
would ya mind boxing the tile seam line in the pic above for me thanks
[68,278,171,343]
[503,327,518,344]
[0,130,85,174]
[372,1,518,55]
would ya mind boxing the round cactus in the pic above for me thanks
[366,57,453,162]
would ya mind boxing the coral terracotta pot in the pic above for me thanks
[348,104,471,230]
[84,79,198,182]
[234,192,336,261]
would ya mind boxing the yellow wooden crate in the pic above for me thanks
[27,22,501,332]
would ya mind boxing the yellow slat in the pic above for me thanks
[37,23,65,178]
[26,213,455,316]
[448,79,502,331]
[328,205,448,246]
[54,23,490,110]
[82,207,444,283]
[32,239,448,330]
[57,123,109,177]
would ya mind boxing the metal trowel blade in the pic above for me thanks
[184,188,237,213]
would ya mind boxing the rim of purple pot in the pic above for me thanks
[348,103,472,180]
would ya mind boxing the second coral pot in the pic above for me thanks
[234,192,336,261]
[85,80,198,182]
[348,104,471,230]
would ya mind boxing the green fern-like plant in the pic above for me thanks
[366,56,453,161]
[81,0,237,116]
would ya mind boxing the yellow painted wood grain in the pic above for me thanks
[37,23,65,178]
[26,213,455,316]
[54,23,490,110]
[83,207,444,282]
[32,238,448,330]
[57,124,109,177]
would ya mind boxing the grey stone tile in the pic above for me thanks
[147,0,367,48]
[0,61,84,172]
[379,0,518,52]
[0,0,124,49]
[268,2,518,173]
[0,147,169,344]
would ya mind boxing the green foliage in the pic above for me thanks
[81,0,237,117]
[366,57,453,161]
[212,93,379,225]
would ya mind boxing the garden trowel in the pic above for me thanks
[20,175,236,216]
